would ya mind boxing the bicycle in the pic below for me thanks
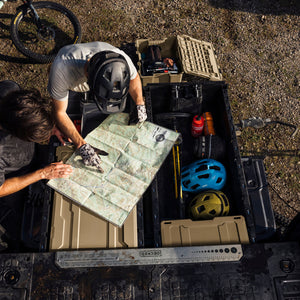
[1,0,81,63]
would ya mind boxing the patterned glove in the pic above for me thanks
[136,105,147,123]
[77,143,108,173]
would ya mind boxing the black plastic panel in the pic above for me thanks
[242,157,276,241]
[0,243,299,299]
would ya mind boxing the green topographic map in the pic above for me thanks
[48,113,179,227]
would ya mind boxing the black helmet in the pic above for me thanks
[88,51,130,114]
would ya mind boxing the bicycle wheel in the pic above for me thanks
[10,1,82,63]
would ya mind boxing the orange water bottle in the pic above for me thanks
[191,115,204,137]
[203,112,216,136]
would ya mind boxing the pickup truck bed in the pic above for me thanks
[0,81,299,299]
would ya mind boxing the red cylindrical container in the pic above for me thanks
[191,115,204,137]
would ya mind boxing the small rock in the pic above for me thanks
[260,15,266,24]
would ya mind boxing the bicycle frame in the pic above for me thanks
[18,0,42,27]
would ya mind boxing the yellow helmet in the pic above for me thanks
[189,190,230,220]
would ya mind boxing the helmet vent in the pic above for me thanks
[204,196,210,201]
[191,199,197,206]
[182,180,191,187]
[216,177,222,183]
[210,166,221,171]
[197,205,205,213]
[195,165,208,172]
[197,174,209,179]
[209,209,217,215]
[104,70,111,81]
[113,81,120,92]
[191,184,200,190]
[182,172,189,178]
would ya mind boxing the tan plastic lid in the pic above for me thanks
[49,192,138,250]
[177,35,223,81]
[161,216,249,247]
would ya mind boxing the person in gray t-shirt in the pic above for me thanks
[0,80,73,197]
[48,42,147,173]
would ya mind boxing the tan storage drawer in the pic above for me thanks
[50,192,138,250]
[161,216,249,247]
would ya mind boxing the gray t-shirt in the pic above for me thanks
[0,131,35,186]
[47,42,138,101]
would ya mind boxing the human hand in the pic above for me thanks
[77,143,108,173]
[163,58,174,67]
[40,161,73,180]
[51,125,72,145]
[137,105,147,123]
[129,104,147,125]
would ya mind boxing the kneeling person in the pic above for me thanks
[0,80,73,197]
[48,42,148,172]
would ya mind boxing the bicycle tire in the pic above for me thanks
[10,1,81,63]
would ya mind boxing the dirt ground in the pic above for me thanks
[0,0,299,226]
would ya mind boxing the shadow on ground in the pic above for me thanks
[0,14,42,64]
[209,0,300,15]
[0,12,36,64]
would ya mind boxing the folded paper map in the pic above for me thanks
[48,113,179,227]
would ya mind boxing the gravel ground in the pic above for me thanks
[0,0,299,226]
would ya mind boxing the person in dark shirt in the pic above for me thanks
[0,80,73,197]
[0,80,74,250]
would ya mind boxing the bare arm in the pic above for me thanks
[53,99,106,172]
[53,99,86,149]
[128,74,144,106]
[0,162,73,197]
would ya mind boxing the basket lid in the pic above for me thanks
[177,35,223,81]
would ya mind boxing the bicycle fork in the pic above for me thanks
[19,0,55,40]
[20,0,42,27]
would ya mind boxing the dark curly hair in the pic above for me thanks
[0,89,55,143]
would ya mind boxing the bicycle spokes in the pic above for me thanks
[11,2,81,63]
[36,23,55,41]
